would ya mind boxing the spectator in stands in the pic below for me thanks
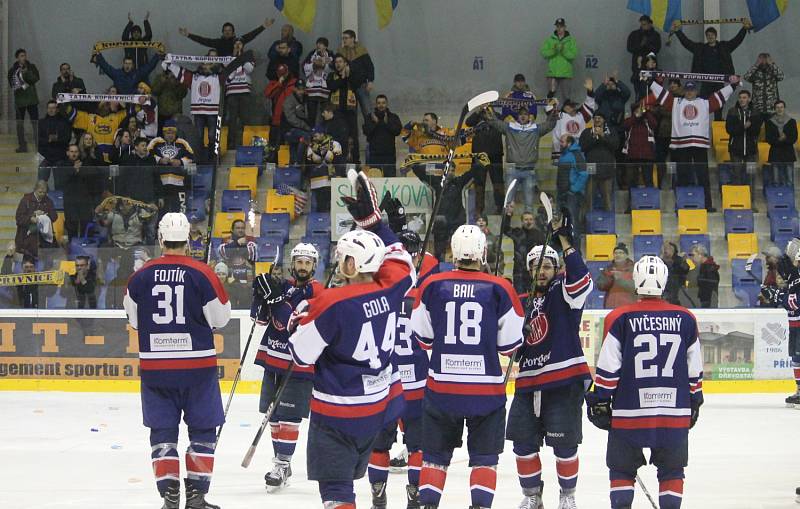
[671,18,751,119]
[622,102,657,203]
[501,73,538,120]
[744,53,784,120]
[1,253,42,308]
[15,180,57,260]
[99,197,155,285]
[327,54,361,163]
[403,112,452,187]
[303,37,334,125]
[51,62,86,100]
[224,38,255,149]
[128,82,158,139]
[38,100,72,177]
[69,255,97,309]
[214,261,229,283]
[597,243,637,308]
[633,52,659,102]
[550,78,595,163]
[148,120,194,214]
[76,132,109,209]
[307,127,342,212]
[282,79,312,164]
[363,94,402,177]
[110,129,134,164]
[432,165,480,261]
[488,102,558,211]
[761,247,789,300]
[502,202,546,293]
[123,115,144,141]
[151,67,187,129]
[122,11,153,69]
[219,219,257,263]
[646,77,681,187]
[557,134,587,241]
[660,241,690,305]
[264,64,297,151]
[54,144,96,238]
[627,15,661,99]
[476,214,502,274]
[540,18,577,100]
[320,102,349,160]
[267,40,300,80]
[338,30,375,121]
[179,18,274,56]
[7,49,40,153]
[765,100,798,187]
[579,111,619,211]
[466,106,505,215]
[92,50,162,94]
[119,137,158,204]
[690,244,719,308]
[268,24,304,68]
[726,89,763,185]
[66,100,127,164]
[594,74,631,135]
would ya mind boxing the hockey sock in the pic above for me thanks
[368,450,390,483]
[792,360,800,388]
[185,427,216,494]
[407,450,423,486]
[150,428,180,496]
[272,420,300,460]
[319,480,356,505]
[270,421,280,457]
[513,445,543,490]
[554,446,579,491]
[609,471,635,508]
[657,468,685,509]
[419,462,448,506]
[469,465,497,508]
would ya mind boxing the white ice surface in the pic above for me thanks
[0,391,797,508]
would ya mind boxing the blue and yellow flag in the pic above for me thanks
[747,0,787,31]
[274,0,317,33]
[627,0,682,32]
[375,0,399,29]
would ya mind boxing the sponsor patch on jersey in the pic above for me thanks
[638,387,677,408]
[362,365,392,395]
[526,314,550,346]
[397,364,416,383]
[149,333,192,351]
[441,354,486,375]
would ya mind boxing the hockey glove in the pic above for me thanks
[342,170,382,230]
[760,285,783,307]
[585,392,612,431]
[254,274,284,305]
[379,191,407,233]
[553,207,574,246]
[690,399,701,429]
[287,300,309,334]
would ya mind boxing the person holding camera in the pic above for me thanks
[363,94,402,177]
[744,53,784,120]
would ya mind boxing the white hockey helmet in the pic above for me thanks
[633,255,669,296]
[291,242,319,263]
[336,229,385,275]
[451,224,487,265]
[158,212,190,244]
[527,245,560,270]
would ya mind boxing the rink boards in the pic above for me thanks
[0,308,792,393]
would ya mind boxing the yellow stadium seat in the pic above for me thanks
[255,261,273,275]
[677,209,708,234]
[758,142,770,166]
[242,125,270,146]
[711,121,729,145]
[586,234,617,261]
[53,212,64,242]
[278,145,291,166]
[211,212,245,238]
[721,185,751,210]
[203,126,229,156]
[631,210,662,235]
[714,144,729,163]
[228,167,258,195]
[266,189,296,220]
[727,233,758,259]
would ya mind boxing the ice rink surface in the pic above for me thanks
[0,391,797,508]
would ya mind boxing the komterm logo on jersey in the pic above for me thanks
[639,387,677,408]
[149,333,192,351]
[397,364,416,383]
[441,354,485,375]
[362,365,392,394]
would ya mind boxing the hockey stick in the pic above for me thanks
[503,192,553,385]
[636,474,659,509]
[416,90,499,274]
[494,179,518,276]
[216,246,280,443]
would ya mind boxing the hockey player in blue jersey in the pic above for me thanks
[250,242,324,490]
[410,224,525,509]
[124,212,232,509]
[506,213,593,509]
[288,171,415,509]
[586,255,703,509]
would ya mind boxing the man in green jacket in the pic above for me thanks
[151,69,188,131]
[540,18,578,102]
[7,49,40,153]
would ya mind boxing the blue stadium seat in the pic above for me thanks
[769,211,799,241]
[731,258,763,308]
[586,210,616,234]
[734,286,761,308]
[633,235,663,260]
[717,163,733,186]
[235,146,263,166]
[221,189,251,212]
[273,167,303,189]
[723,209,754,235]
[307,212,332,236]
[256,235,284,262]
[675,186,705,210]
[766,186,795,217]
[679,234,711,256]
[774,234,795,250]
[586,261,607,284]
[186,191,208,222]
[630,187,660,210]
[585,291,606,310]
[260,213,291,243]
[192,171,213,193]
[48,190,64,211]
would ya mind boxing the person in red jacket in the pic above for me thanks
[597,243,637,308]
[622,103,657,212]
[264,64,296,152]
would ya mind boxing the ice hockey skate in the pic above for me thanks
[264,459,292,492]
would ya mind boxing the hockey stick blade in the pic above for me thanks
[540,191,553,223]
[503,179,518,209]
[494,179,518,275]
[467,91,500,112]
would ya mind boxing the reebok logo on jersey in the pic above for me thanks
[149,333,192,351]
[441,355,486,375]
[638,387,676,408]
